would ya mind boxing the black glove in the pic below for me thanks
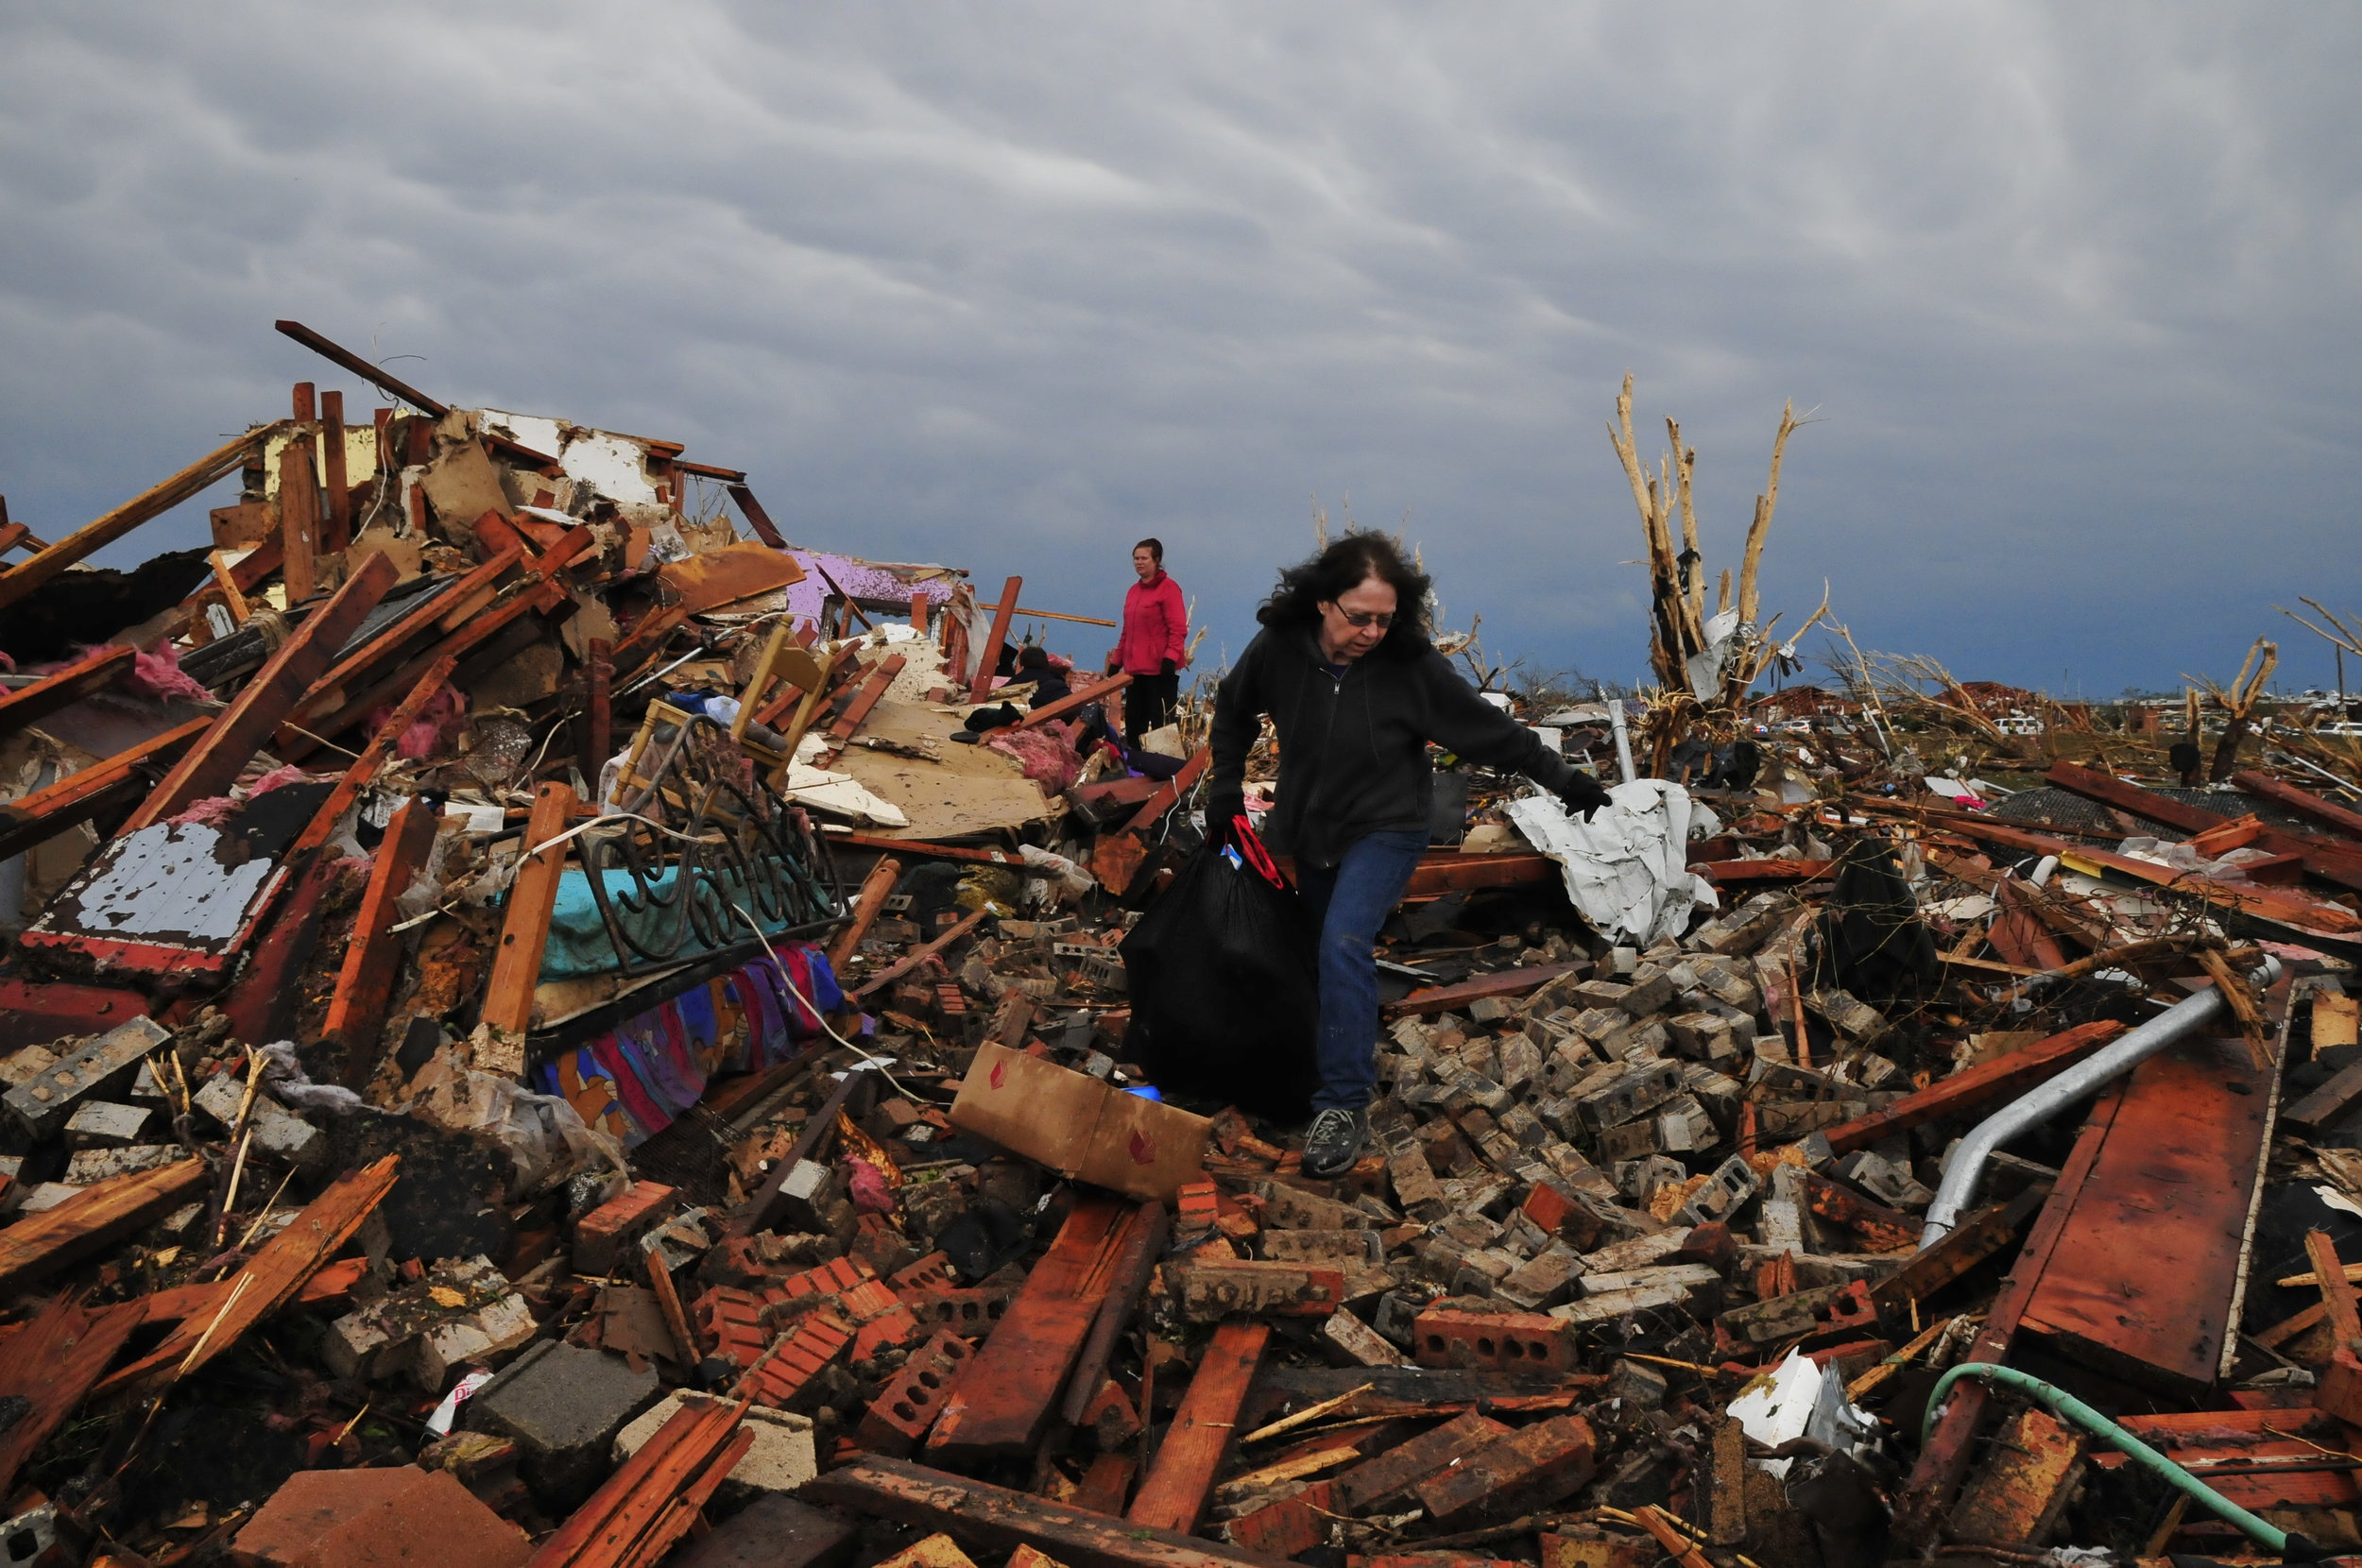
[1159,657,1178,676]
[1205,789,1245,849]
[1556,770,1613,822]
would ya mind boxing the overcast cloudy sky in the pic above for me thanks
[3,3,2356,696]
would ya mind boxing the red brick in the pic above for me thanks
[695,1287,772,1370]
[900,1286,1015,1339]
[233,1464,528,1568]
[1521,1182,1581,1239]
[1412,1415,1598,1523]
[1411,1309,1578,1374]
[573,1181,678,1277]
[1174,1176,1219,1235]
[740,1310,852,1408]
[892,1252,958,1291]
[782,1255,870,1300]
[855,1329,974,1455]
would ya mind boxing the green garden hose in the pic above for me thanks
[1924,1362,2292,1556]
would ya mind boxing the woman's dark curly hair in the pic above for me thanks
[1256,532,1433,656]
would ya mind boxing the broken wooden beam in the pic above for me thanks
[1384,963,1588,1020]
[1128,1321,1271,1535]
[1818,1020,2124,1155]
[851,909,988,1002]
[0,717,210,863]
[325,795,440,1085]
[805,1455,1302,1568]
[2232,769,2362,844]
[724,483,790,549]
[0,1157,210,1293]
[927,1195,1140,1464]
[826,856,904,972]
[123,550,400,829]
[0,1293,142,1496]
[275,319,448,417]
[0,425,279,615]
[480,780,579,1037]
[970,574,1021,693]
[98,1154,402,1400]
[0,644,134,742]
[1017,673,1132,731]
[828,655,907,743]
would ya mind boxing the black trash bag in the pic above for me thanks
[1121,827,1320,1121]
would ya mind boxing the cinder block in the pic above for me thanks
[468,1339,662,1510]
[195,1074,322,1167]
[1493,1248,1584,1312]
[62,1099,152,1149]
[5,1016,170,1139]
[62,1144,189,1185]
[1578,1062,1686,1132]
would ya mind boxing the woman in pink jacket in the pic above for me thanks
[1109,537,1187,738]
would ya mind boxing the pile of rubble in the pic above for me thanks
[4,332,2362,1568]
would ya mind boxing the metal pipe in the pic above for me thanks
[1923,1364,2290,1555]
[1919,955,2281,1246]
[1602,686,1637,783]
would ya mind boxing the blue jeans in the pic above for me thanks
[1294,829,1427,1114]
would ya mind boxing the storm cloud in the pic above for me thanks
[2,2,2356,694]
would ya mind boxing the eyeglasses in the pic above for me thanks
[1330,608,1395,630]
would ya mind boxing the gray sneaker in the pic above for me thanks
[1301,1107,1368,1179]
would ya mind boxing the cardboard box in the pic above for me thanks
[949,1044,1209,1202]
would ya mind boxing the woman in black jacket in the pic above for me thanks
[1207,534,1610,1176]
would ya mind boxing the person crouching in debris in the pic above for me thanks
[1206,532,1612,1177]
[1109,537,1187,739]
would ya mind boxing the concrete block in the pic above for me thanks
[62,1099,152,1149]
[1320,1309,1409,1367]
[195,1073,322,1167]
[4,1016,169,1139]
[62,1144,189,1185]
[616,1390,816,1493]
[469,1339,661,1509]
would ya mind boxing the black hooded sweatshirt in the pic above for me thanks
[1208,623,1577,868]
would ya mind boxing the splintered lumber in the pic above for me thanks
[724,483,791,549]
[98,1154,401,1399]
[277,319,448,417]
[852,909,988,1001]
[0,1157,209,1292]
[0,425,278,615]
[1817,1020,2124,1155]
[2015,1011,2280,1396]
[1384,963,1587,1019]
[0,1293,142,1495]
[971,575,1021,691]
[2233,769,2362,843]
[531,1398,754,1568]
[1061,1202,1169,1427]
[927,1196,1143,1463]
[325,795,441,1083]
[124,550,400,829]
[1017,673,1132,731]
[481,780,581,1036]
[0,717,209,863]
[285,653,460,863]
[806,1455,1302,1568]
[827,856,904,971]
[1870,1182,2049,1317]
[1127,1321,1271,1535]
[0,644,134,742]
[828,655,907,743]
